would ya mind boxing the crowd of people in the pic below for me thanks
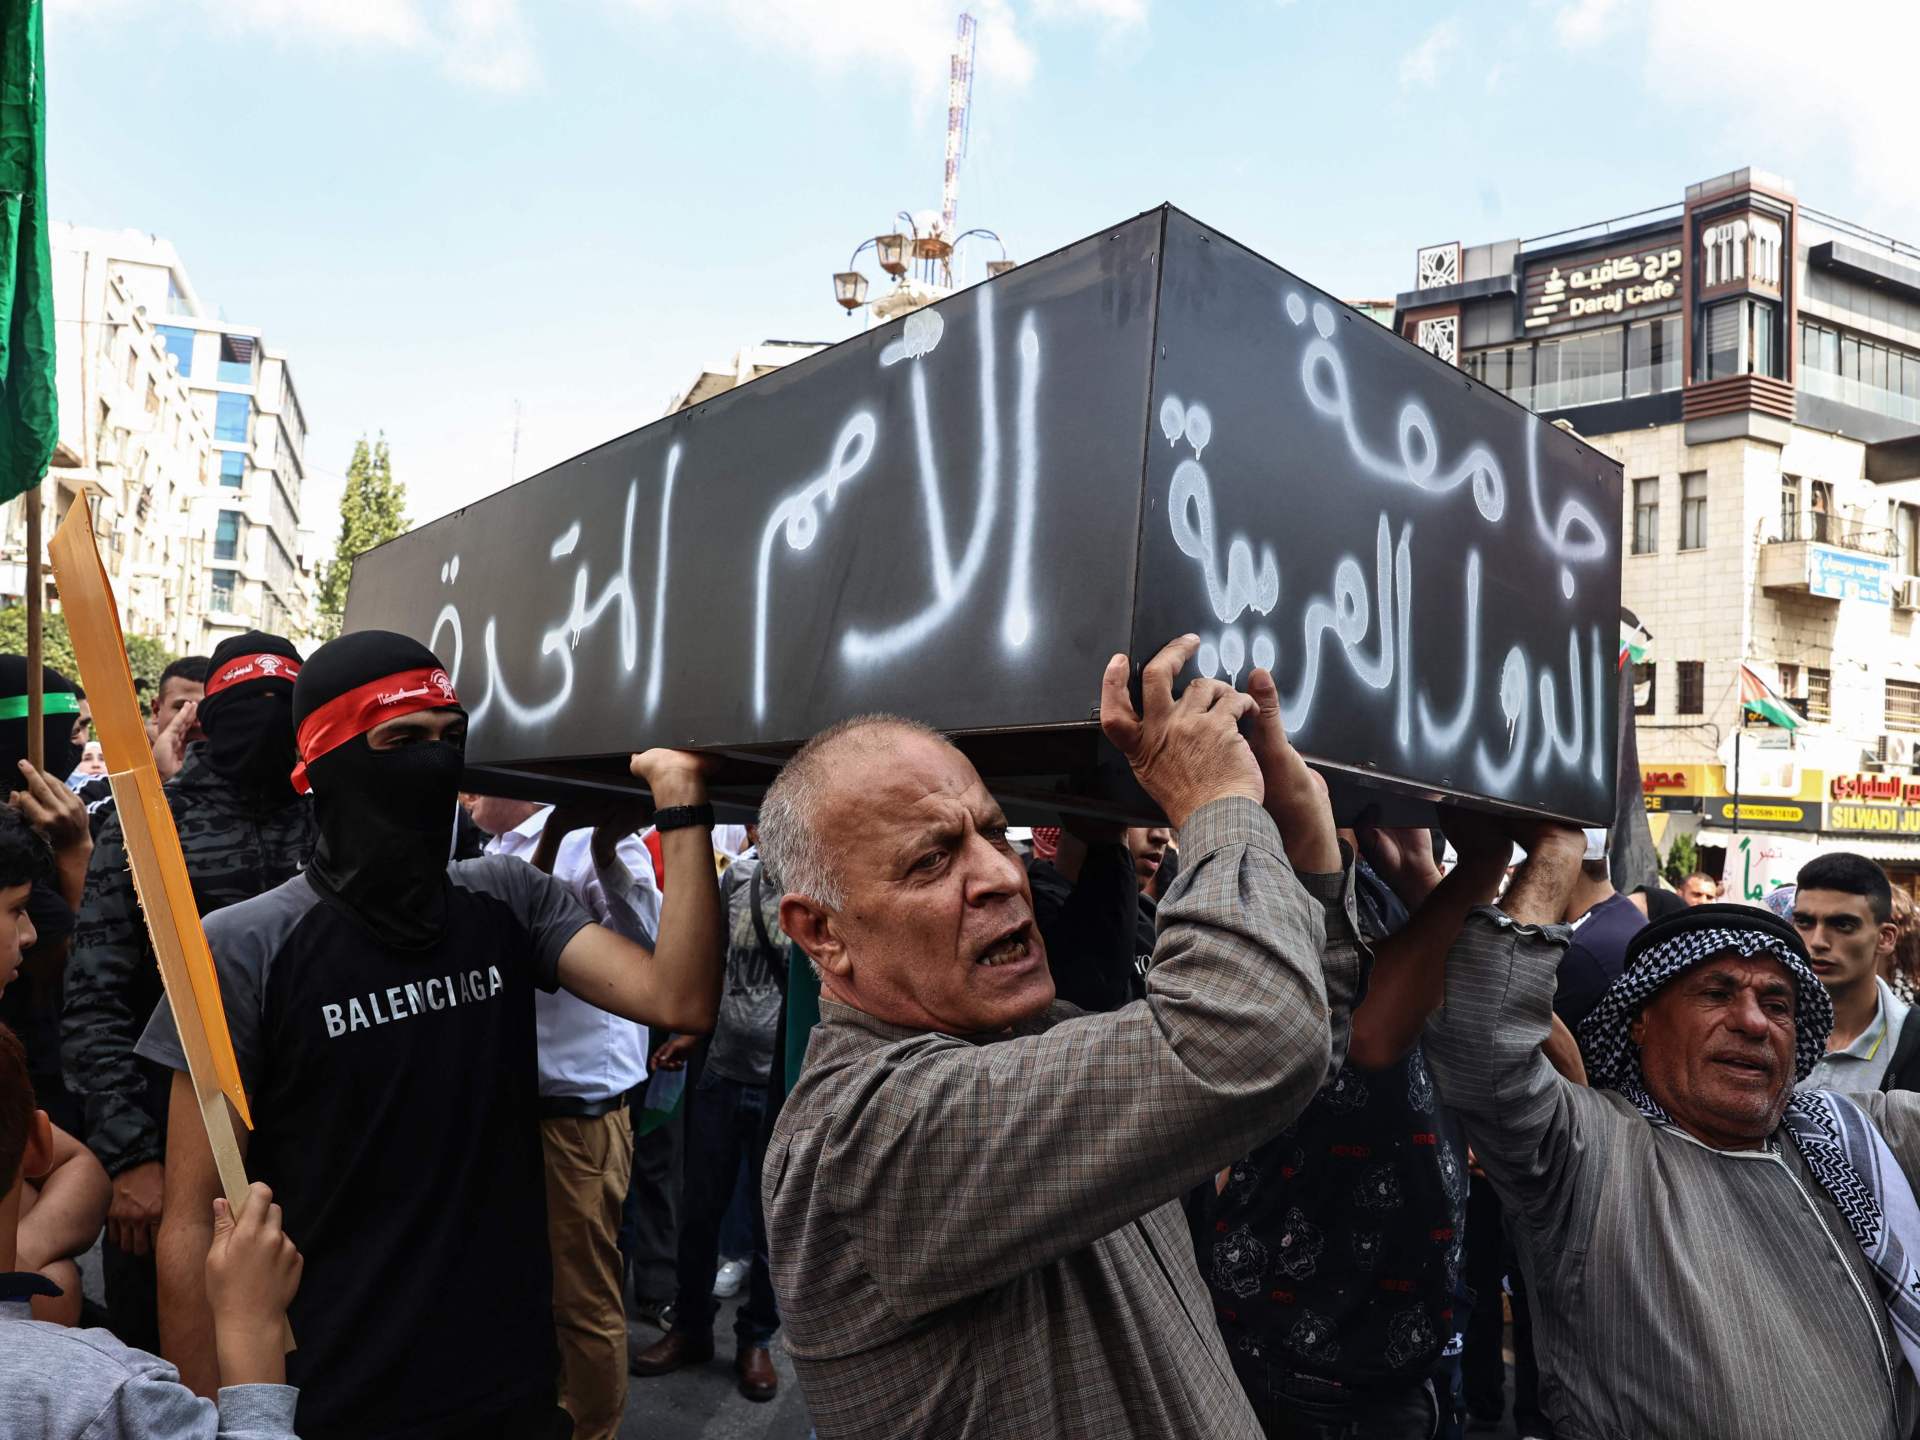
[2,627,1920,1438]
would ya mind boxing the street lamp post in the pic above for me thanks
[829,219,1014,318]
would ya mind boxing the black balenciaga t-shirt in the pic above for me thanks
[138,858,592,1440]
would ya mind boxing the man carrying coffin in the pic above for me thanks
[761,636,1367,1439]
[1427,829,1920,1438]
[136,631,724,1440]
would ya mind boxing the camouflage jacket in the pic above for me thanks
[62,747,316,1177]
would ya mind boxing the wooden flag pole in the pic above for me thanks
[24,483,41,770]
[47,494,291,1351]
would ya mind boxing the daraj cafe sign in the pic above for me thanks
[1526,242,1684,333]
[1829,773,1920,836]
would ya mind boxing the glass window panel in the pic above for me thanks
[214,392,250,443]
[217,334,254,385]
[1749,300,1775,377]
[1678,661,1705,715]
[1701,301,1742,380]
[214,510,241,562]
[155,325,194,377]
[1627,321,1652,398]
[1657,315,1681,392]
[1632,477,1659,554]
[1680,472,1707,550]
[219,452,245,488]
[210,569,236,611]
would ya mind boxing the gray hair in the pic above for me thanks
[759,712,947,911]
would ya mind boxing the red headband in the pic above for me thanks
[205,652,301,697]
[290,665,461,795]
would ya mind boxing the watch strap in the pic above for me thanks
[652,802,715,834]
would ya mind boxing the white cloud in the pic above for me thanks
[1552,0,1620,45]
[50,0,538,91]
[615,0,1147,99]
[1398,17,1459,89]
[1557,0,1920,239]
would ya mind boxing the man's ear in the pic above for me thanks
[780,895,850,980]
[1879,921,1900,964]
[1628,1013,1646,1048]
[22,1109,52,1184]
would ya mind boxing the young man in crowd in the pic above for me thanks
[139,630,724,1440]
[0,805,110,1329]
[1027,821,1157,1012]
[1677,871,1718,906]
[1198,819,1508,1438]
[631,823,787,1402]
[64,632,316,1354]
[1793,852,1916,1093]
[0,657,96,1139]
[74,657,209,833]
[1552,828,1646,1032]
[466,789,659,1440]
[2,1021,305,1438]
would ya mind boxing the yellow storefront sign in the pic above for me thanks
[1829,803,1920,836]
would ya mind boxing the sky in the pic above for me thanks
[46,0,1920,537]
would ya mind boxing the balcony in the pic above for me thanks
[1759,511,1897,602]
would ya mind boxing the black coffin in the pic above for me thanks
[344,206,1623,824]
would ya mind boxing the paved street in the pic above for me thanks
[619,1297,811,1440]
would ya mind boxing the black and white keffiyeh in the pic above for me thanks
[1579,904,1920,1380]
[1578,923,1832,1088]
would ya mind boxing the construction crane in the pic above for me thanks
[939,11,977,283]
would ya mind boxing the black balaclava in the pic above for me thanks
[292,630,465,950]
[199,630,304,801]
[0,654,83,788]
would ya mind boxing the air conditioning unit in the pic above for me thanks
[1896,577,1920,612]
[1878,733,1918,770]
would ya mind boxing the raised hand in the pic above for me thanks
[1246,669,1339,874]
[151,700,198,782]
[628,749,714,810]
[1098,636,1262,831]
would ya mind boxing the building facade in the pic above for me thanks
[5,225,321,658]
[1398,169,1920,883]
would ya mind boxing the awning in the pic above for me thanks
[1697,827,1920,863]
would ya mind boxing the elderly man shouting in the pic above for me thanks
[760,637,1364,1439]
[1428,822,1920,1438]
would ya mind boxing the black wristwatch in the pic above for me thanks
[652,803,715,834]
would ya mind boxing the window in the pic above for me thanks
[1807,667,1831,722]
[1890,680,1920,735]
[1749,299,1776,377]
[1632,478,1660,554]
[156,325,194,376]
[1781,475,1801,541]
[214,509,242,562]
[1626,315,1682,398]
[1699,300,1741,381]
[217,334,256,385]
[1535,326,1624,410]
[219,452,245,489]
[209,569,237,611]
[1778,663,1800,701]
[1677,661,1705,716]
[1800,318,1920,422]
[214,392,250,444]
[1633,662,1656,716]
[1898,502,1920,577]
[1680,473,1708,551]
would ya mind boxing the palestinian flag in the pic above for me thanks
[1619,610,1652,671]
[1740,661,1801,730]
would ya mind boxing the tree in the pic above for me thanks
[0,606,178,694]
[1662,832,1700,888]
[317,434,408,637]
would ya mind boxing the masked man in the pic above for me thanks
[137,631,724,1440]
[64,631,317,1353]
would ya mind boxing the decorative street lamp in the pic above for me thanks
[833,270,870,311]
[874,232,910,277]
[831,219,1012,317]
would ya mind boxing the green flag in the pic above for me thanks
[0,0,54,502]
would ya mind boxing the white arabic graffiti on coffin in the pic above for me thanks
[1162,292,1609,795]
[426,283,1045,736]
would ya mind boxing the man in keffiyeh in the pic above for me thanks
[1425,821,1920,1440]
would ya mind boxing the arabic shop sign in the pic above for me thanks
[1828,772,1920,835]
[1808,545,1892,604]
[1525,238,1684,334]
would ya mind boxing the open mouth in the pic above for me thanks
[1713,1055,1772,1080]
[976,922,1034,968]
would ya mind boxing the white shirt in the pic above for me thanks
[488,806,660,1101]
